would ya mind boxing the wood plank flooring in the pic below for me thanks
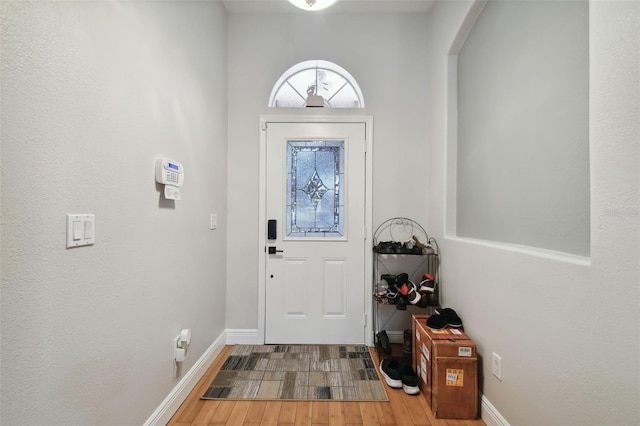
[168,345,486,426]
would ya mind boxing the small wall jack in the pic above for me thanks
[174,329,191,363]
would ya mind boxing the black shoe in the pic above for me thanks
[380,357,403,388]
[415,294,428,308]
[401,363,420,395]
[418,274,438,306]
[380,274,396,286]
[395,272,409,286]
[438,307,463,327]
[381,275,397,304]
[385,285,399,305]
[418,274,435,294]
[426,307,463,329]
[396,296,407,310]
[375,241,402,253]
[403,329,412,357]
[377,330,392,355]
[406,281,421,305]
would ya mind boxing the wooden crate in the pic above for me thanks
[412,315,478,419]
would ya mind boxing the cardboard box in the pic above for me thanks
[412,315,478,419]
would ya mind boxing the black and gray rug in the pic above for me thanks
[201,345,388,401]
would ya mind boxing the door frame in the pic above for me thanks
[257,115,374,345]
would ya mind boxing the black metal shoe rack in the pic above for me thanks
[372,217,440,354]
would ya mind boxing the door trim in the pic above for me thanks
[257,115,374,345]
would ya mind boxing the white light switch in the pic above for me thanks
[210,214,217,230]
[66,214,95,248]
[72,221,82,240]
[84,220,93,239]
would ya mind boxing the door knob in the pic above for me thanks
[268,246,284,254]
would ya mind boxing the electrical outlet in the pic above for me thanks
[174,335,188,362]
[492,352,502,381]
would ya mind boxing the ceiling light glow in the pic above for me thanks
[288,0,339,11]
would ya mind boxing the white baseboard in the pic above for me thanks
[143,330,227,426]
[226,328,259,345]
[481,394,510,426]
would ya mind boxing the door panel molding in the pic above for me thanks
[283,258,308,317]
[322,257,347,317]
[258,115,373,345]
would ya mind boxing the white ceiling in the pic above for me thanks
[222,0,436,14]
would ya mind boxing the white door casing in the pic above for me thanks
[258,116,373,345]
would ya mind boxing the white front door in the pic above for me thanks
[264,121,367,344]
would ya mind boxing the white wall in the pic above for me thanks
[456,0,590,256]
[226,11,430,331]
[427,1,639,424]
[0,1,228,424]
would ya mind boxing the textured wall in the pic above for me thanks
[0,1,228,424]
[427,0,639,424]
[226,12,430,331]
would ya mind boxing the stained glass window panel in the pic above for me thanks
[286,140,345,238]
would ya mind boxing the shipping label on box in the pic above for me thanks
[458,346,473,357]
[446,368,464,386]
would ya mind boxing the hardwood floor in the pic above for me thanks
[168,345,486,426]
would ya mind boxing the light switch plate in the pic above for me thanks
[66,214,95,248]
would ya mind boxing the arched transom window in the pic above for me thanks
[269,60,365,108]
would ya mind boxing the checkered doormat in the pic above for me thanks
[201,345,388,401]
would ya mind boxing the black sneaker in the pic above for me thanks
[426,314,447,329]
[418,274,435,294]
[396,296,407,310]
[377,330,392,355]
[406,281,421,305]
[438,307,463,327]
[395,272,409,286]
[401,363,420,395]
[402,329,412,357]
[415,293,429,308]
[385,285,399,305]
[426,307,463,329]
[380,274,396,286]
[380,357,403,389]
[381,275,398,304]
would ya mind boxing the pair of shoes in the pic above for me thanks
[374,241,402,253]
[377,330,392,355]
[382,272,408,289]
[381,273,422,308]
[380,357,420,395]
[426,308,463,329]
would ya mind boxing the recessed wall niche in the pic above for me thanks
[453,0,590,256]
